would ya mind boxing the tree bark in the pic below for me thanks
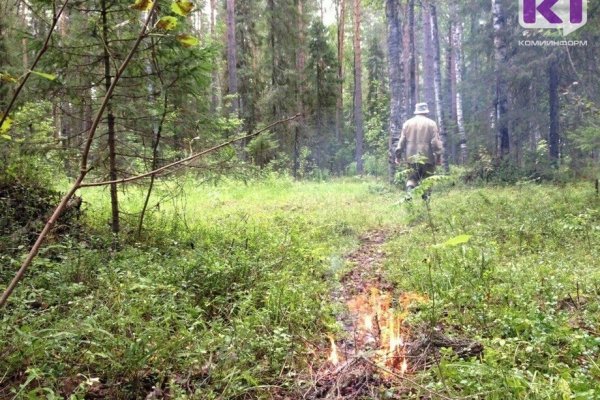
[101,0,119,235]
[548,53,560,163]
[492,0,509,158]
[452,6,467,164]
[226,0,239,115]
[294,0,305,179]
[352,0,364,174]
[407,0,416,113]
[422,0,435,117]
[386,0,403,180]
[210,0,219,112]
[430,3,448,171]
[335,0,346,144]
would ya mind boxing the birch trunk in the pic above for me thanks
[210,0,220,112]
[407,0,416,113]
[452,6,467,164]
[294,0,306,179]
[430,3,448,171]
[444,22,455,163]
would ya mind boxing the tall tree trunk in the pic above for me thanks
[352,0,364,174]
[294,0,305,179]
[335,0,345,144]
[407,0,416,113]
[422,0,435,117]
[492,0,509,158]
[452,7,467,164]
[268,0,278,123]
[101,0,119,235]
[226,0,238,115]
[210,0,219,112]
[548,53,560,164]
[444,21,454,162]
[430,3,448,171]
[386,0,403,181]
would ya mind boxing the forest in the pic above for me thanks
[0,0,599,398]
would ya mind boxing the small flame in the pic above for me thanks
[364,314,373,331]
[340,288,426,377]
[327,336,340,366]
[400,358,408,376]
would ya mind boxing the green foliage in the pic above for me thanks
[170,0,194,17]
[0,101,63,182]
[246,133,278,168]
[30,71,57,81]
[156,16,178,31]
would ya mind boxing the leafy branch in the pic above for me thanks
[0,0,69,133]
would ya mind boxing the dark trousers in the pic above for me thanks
[406,163,436,189]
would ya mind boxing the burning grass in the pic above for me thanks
[302,228,483,399]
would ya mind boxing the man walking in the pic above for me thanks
[395,103,442,191]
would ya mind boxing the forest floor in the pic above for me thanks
[1,175,599,399]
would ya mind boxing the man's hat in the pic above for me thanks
[414,102,430,115]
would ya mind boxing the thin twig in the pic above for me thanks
[360,355,454,400]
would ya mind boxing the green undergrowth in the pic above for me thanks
[0,176,398,399]
[385,182,600,399]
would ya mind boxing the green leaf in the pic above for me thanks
[130,0,153,11]
[442,234,472,247]
[1,134,11,140]
[176,34,199,48]
[0,73,18,83]
[30,70,56,81]
[0,115,13,136]
[156,16,178,31]
[171,0,194,16]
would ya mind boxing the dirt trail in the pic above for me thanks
[299,228,483,400]
[301,229,404,399]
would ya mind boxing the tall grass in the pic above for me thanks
[385,182,600,399]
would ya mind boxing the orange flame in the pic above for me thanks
[400,358,408,376]
[327,336,340,366]
[342,288,427,376]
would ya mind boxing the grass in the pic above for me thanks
[0,175,399,399]
[384,181,600,399]
[1,174,599,399]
